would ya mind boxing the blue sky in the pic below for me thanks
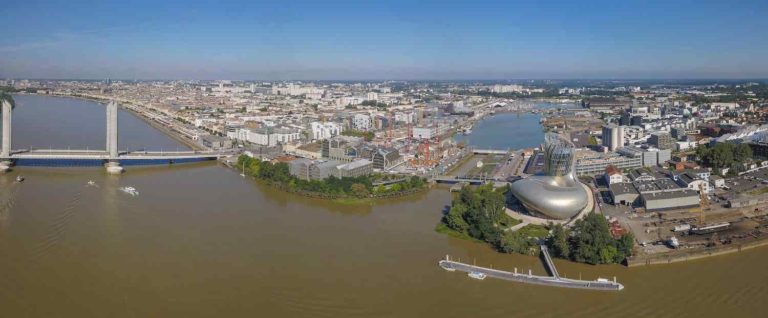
[1,0,767,80]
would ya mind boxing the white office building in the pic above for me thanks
[394,112,415,124]
[272,127,301,145]
[271,83,324,96]
[412,127,434,140]
[230,126,301,146]
[353,114,372,131]
[310,122,343,140]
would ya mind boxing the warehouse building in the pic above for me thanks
[336,159,373,178]
[289,158,373,181]
[609,182,640,206]
[627,168,657,182]
[640,189,700,212]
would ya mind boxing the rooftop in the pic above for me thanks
[609,182,639,196]
[641,189,699,201]
[314,159,344,169]
[678,172,701,184]
[605,165,621,176]
[338,159,373,170]
[298,142,322,152]
[633,178,682,192]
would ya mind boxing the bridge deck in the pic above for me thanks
[3,149,233,167]
[432,177,486,184]
[7,149,230,160]
[472,149,511,155]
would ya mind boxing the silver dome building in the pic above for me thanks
[509,133,590,220]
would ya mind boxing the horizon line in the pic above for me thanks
[5,77,768,83]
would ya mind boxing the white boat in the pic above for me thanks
[119,186,139,196]
[690,222,731,235]
[438,261,456,272]
[468,271,486,280]
[15,175,24,182]
[87,180,96,186]
[667,236,680,249]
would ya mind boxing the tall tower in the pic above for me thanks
[1,100,12,158]
[106,101,118,158]
[601,124,624,151]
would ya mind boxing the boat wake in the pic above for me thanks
[32,188,83,259]
[119,186,139,196]
[0,182,21,229]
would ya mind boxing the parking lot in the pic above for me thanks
[720,168,768,200]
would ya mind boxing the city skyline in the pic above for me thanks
[2,0,768,80]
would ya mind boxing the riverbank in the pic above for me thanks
[266,178,431,203]
[227,156,430,204]
[126,107,206,151]
[243,174,431,204]
[627,235,768,267]
[32,92,206,151]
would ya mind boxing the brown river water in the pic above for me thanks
[0,95,766,317]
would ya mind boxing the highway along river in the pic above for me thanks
[0,95,767,317]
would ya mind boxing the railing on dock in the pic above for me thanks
[438,250,623,291]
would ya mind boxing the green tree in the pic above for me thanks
[616,233,635,260]
[697,143,753,170]
[235,155,423,199]
[735,143,753,162]
[409,176,424,188]
[443,184,511,245]
[499,231,535,255]
[599,245,618,264]
[350,183,370,198]
[547,224,571,259]
[570,213,615,265]
[444,202,470,233]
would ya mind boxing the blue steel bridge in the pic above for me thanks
[7,149,231,167]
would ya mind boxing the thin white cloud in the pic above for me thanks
[0,41,58,52]
[0,25,134,53]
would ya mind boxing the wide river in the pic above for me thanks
[453,102,581,149]
[1,95,767,317]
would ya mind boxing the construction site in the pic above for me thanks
[616,180,768,266]
[376,111,467,176]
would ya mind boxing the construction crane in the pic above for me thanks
[406,121,413,153]
[418,141,430,164]
[698,183,710,225]
[435,122,442,160]
[386,112,394,148]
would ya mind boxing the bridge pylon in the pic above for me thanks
[1,100,12,171]
[105,160,124,174]
[106,101,118,159]
[104,101,123,174]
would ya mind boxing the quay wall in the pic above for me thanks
[627,237,768,267]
